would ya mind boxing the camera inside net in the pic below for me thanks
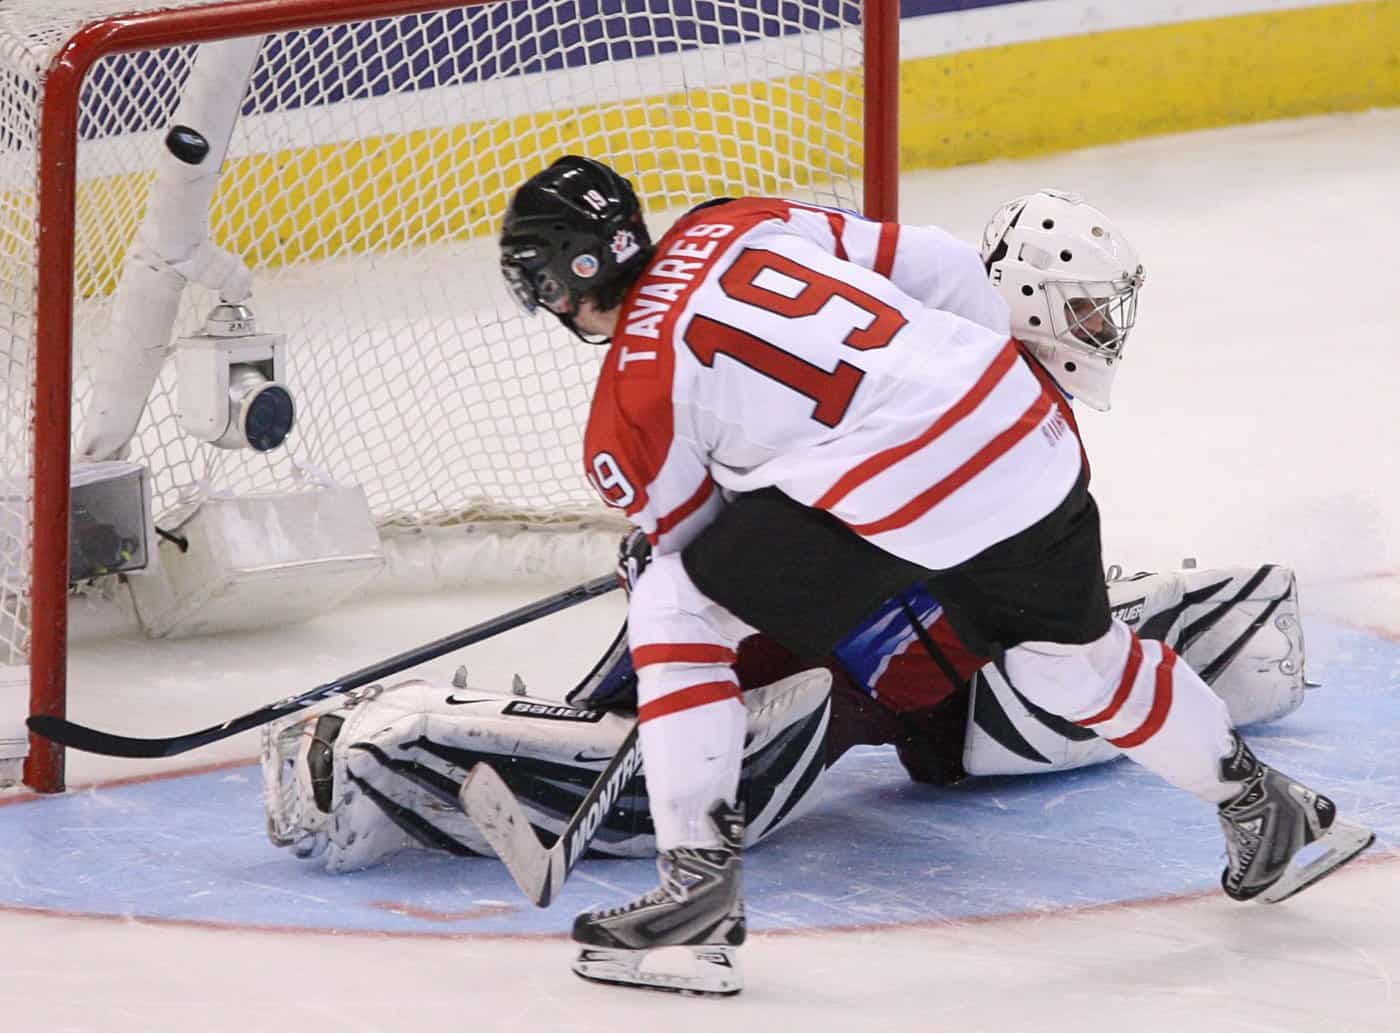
[175,303,295,452]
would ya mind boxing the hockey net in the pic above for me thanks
[0,0,897,789]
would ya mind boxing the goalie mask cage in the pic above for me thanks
[1,0,899,792]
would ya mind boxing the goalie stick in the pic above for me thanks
[28,574,619,759]
[460,721,641,907]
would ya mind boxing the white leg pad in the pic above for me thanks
[1108,565,1306,726]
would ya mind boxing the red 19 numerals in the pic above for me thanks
[686,248,906,426]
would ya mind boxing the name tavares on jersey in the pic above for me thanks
[621,222,734,345]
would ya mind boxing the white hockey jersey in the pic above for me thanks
[582,198,1083,570]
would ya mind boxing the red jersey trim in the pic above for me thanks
[638,680,742,723]
[874,222,899,277]
[825,211,849,260]
[632,643,738,669]
[1016,340,1088,480]
[1077,634,1144,728]
[815,339,1021,511]
[1109,646,1177,749]
[846,387,1059,537]
[648,476,716,545]
[584,198,804,527]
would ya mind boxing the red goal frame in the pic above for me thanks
[24,0,900,792]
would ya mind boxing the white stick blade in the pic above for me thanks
[459,762,554,906]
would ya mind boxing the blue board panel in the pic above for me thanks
[903,0,1035,14]
[81,0,867,138]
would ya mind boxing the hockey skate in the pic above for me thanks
[1217,734,1374,903]
[572,800,746,996]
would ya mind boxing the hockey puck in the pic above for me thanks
[165,124,210,165]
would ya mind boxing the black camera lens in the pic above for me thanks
[243,384,295,451]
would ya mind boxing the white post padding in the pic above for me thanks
[79,34,264,462]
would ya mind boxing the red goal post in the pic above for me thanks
[9,0,900,792]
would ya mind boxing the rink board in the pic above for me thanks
[1,619,1394,939]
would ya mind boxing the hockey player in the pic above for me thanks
[262,195,1310,875]
[497,157,1373,994]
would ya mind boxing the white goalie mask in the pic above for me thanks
[981,190,1145,411]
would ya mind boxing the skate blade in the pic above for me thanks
[573,945,742,997]
[1257,818,1376,904]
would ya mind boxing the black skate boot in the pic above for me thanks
[572,799,745,996]
[1217,733,1373,903]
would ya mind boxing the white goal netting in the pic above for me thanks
[0,0,878,672]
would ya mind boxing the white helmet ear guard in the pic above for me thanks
[982,190,1145,412]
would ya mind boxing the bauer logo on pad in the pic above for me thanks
[1111,597,1146,624]
[503,700,606,723]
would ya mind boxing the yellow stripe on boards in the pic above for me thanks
[900,0,1400,168]
[47,1,1400,296]
[64,69,863,298]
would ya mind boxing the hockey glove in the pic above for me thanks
[616,527,652,595]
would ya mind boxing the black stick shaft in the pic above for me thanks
[544,722,641,905]
[27,574,619,759]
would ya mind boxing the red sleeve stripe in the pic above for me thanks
[874,222,899,277]
[632,643,738,669]
[814,340,1020,511]
[638,680,742,723]
[1109,646,1177,749]
[825,211,849,261]
[1077,634,1144,728]
[647,477,716,545]
[845,387,1058,537]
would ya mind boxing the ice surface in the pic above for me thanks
[2,109,1399,1032]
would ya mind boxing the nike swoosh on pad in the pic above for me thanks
[444,695,494,706]
[574,751,615,764]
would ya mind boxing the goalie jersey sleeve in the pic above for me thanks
[582,198,1083,569]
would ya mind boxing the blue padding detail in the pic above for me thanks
[832,584,941,696]
[1,621,1393,937]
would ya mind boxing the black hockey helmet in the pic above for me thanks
[500,155,652,340]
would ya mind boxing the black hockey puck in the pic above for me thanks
[165,124,211,165]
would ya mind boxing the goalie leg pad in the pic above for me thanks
[262,680,643,871]
[965,564,1310,780]
[1111,564,1306,726]
[738,667,832,846]
[262,687,375,860]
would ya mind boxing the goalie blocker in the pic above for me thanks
[263,564,1308,872]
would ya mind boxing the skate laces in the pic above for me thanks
[1219,812,1260,876]
[660,848,722,901]
[660,857,692,903]
[588,855,694,920]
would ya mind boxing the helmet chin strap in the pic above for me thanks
[555,309,612,346]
